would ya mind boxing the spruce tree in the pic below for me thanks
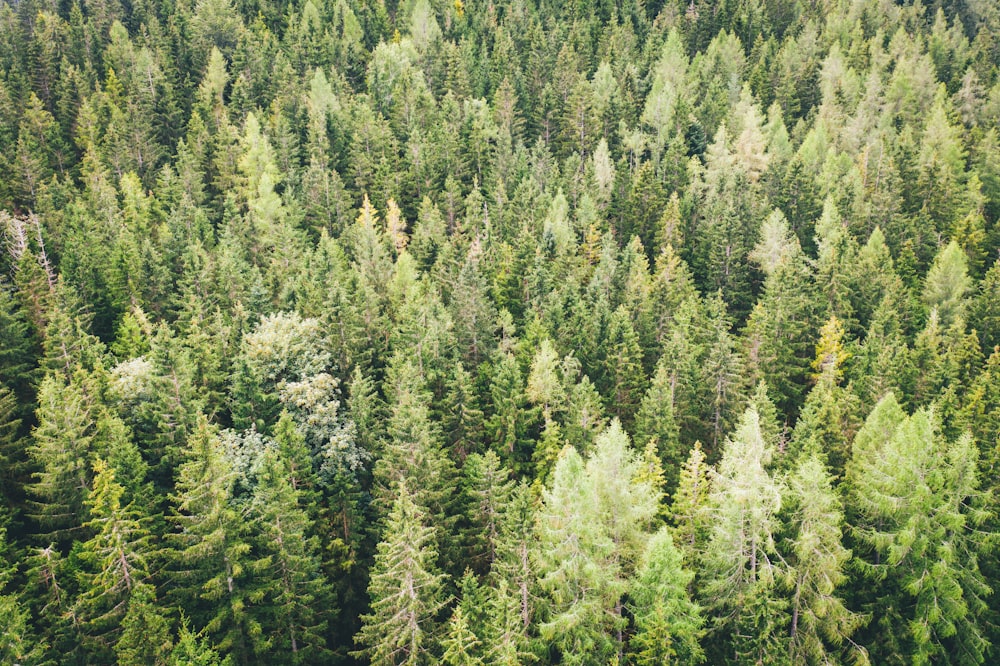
[115,583,173,666]
[462,450,513,573]
[627,528,704,665]
[784,454,867,665]
[491,482,539,634]
[353,482,448,666]
[251,449,333,663]
[74,459,155,659]
[670,441,712,567]
[440,606,484,666]
[634,361,683,493]
[701,406,789,664]
[168,418,268,664]
[847,400,992,665]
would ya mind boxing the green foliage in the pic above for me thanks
[168,418,269,663]
[1,2,1000,664]
[353,483,448,666]
[846,396,992,665]
[627,528,704,664]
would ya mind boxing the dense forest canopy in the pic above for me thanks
[1,0,1000,663]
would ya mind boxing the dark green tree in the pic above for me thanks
[353,482,448,666]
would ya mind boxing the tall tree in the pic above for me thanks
[169,418,267,665]
[701,405,789,664]
[250,449,333,663]
[846,396,992,665]
[353,482,448,666]
[74,458,156,659]
[783,454,867,665]
[627,527,704,664]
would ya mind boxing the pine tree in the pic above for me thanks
[353,482,448,666]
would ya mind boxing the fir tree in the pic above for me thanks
[627,528,704,665]
[353,482,448,666]
[251,449,333,662]
[168,418,268,664]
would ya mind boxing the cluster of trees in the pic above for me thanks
[1,0,1000,663]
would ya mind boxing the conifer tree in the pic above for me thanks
[923,240,973,329]
[784,454,867,665]
[634,361,683,493]
[846,397,991,665]
[440,606,484,666]
[353,482,448,666]
[462,450,513,573]
[535,445,616,663]
[744,210,818,415]
[169,616,232,666]
[116,583,173,666]
[786,316,862,471]
[169,418,267,664]
[491,482,539,634]
[375,356,459,564]
[482,578,534,666]
[600,306,647,426]
[0,511,50,665]
[560,373,607,452]
[671,441,712,566]
[628,528,704,665]
[441,361,485,461]
[29,374,99,537]
[251,449,333,662]
[701,406,789,664]
[487,352,537,468]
